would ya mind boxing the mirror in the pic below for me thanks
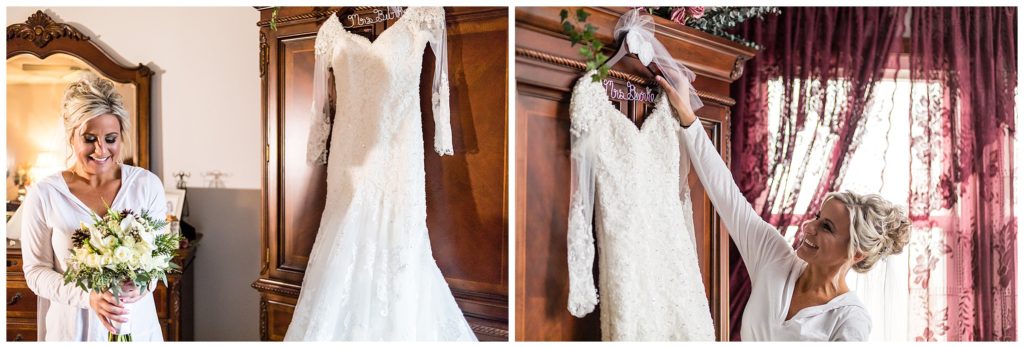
[6,10,152,203]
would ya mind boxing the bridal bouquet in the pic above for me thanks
[63,208,182,341]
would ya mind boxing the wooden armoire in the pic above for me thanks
[515,7,756,341]
[251,7,509,341]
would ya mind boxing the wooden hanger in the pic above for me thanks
[598,31,660,80]
[335,7,356,24]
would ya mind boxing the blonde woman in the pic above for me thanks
[20,74,166,341]
[657,75,911,341]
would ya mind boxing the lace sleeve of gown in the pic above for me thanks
[420,7,454,156]
[566,81,599,317]
[307,18,339,166]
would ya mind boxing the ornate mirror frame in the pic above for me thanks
[7,10,153,168]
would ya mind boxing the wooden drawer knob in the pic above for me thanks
[8,292,23,306]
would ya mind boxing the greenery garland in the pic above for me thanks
[643,7,780,50]
[560,9,610,82]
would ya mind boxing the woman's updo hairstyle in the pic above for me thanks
[825,191,911,273]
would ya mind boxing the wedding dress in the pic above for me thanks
[284,7,476,341]
[566,70,714,340]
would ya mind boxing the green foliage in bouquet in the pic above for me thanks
[560,8,610,82]
[63,208,182,297]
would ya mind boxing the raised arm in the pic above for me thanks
[678,123,793,275]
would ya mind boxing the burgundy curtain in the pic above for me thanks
[907,7,1017,341]
[728,8,907,340]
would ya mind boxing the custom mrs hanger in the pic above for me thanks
[599,9,705,115]
[336,6,405,28]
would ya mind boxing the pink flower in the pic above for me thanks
[688,7,705,20]
[670,8,687,24]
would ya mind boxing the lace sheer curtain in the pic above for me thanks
[907,7,1017,341]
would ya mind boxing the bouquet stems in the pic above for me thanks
[108,332,132,342]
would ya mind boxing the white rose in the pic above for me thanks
[100,254,114,268]
[113,246,133,264]
[107,219,122,236]
[134,240,153,255]
[140,253,160,271]
[86,253,103,268]
[101,236,116,253]
[126,254,141,270]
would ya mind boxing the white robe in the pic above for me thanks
[20,164,165,341]
[679,123,871,341]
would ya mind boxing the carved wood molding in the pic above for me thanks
[170,277,182,319]
[450,287,509,303]
[447,8,506,24]
[470,323,508,339]
[256,7,494,28]
[251,279,301,297]
[515,47,736,107]
[256,7,332,27]
[256,7,376,28]
[259,30,268,78]
[731,56,749,81]
[259,298,268,341]
[6,10,88,48]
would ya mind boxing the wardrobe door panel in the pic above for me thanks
[278,37,328,275]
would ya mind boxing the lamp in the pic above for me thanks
[28,152,63,186]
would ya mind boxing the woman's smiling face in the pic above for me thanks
[796,197,854,269]
[71,114,122,176]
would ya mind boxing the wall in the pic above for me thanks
[7,7,262,341]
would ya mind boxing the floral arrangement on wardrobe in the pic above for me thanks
[560,7,778,81]
[639,6,780,49]
[63,208,181,304]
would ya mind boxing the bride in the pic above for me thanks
[657,74,912,341]
[19,74,166,341]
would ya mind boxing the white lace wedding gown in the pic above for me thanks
[566,71,715,341]
[284,7,476,341]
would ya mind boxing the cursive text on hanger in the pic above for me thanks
[603,80,656,103]
[346,7,405,28]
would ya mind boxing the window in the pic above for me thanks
[764,77,943,341]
